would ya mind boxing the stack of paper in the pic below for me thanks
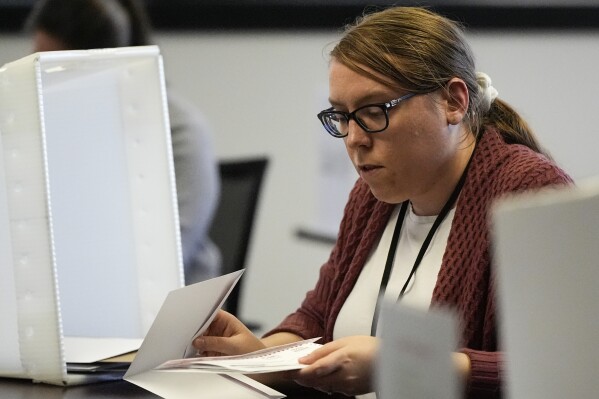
[64,337,141,373]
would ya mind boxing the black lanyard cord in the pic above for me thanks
[370,201,408,337]
[370,152,475,337]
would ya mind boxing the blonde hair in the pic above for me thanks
[331,6,548,156]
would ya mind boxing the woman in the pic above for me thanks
[193,6,572,398]
[26,0,222,285]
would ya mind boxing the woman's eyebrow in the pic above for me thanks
[328,92,397,109]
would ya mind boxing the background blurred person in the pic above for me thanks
[26,0,222,285]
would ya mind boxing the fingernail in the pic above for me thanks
[298,355,309,364]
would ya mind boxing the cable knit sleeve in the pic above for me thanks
[462,349,504,399]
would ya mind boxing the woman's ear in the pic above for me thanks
[443,78,469,125]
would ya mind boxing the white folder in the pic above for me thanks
[0,46,184,385]
[376,301,460,399]
[493,178,599,398]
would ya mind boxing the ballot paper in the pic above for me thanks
[156,338,321,373]
[125,270,321,398]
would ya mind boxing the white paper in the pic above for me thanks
[156,338,321,373]
[128,370,284,399]
[63,337,143,363]
[376,301,460,399]
[124,270,288,398]
[125,270,244,378]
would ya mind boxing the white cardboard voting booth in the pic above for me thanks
[0,46,184,385]
[493,179,599,398]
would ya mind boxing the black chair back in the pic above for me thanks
[209,157,268,317]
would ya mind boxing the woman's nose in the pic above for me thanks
[345,120,371,148]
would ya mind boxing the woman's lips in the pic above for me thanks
[359,164,383,177]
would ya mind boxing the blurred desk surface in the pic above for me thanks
[0,377,332,399]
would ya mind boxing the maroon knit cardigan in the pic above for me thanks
[266,128,573,399]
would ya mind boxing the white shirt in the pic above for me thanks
[333,203,455,399]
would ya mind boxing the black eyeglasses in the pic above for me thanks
[317,93,416,138]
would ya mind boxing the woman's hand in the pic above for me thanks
[192,310,265,356]
[293,336,379,396]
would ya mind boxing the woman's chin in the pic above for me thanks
[368,187,405,204]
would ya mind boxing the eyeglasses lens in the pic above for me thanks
[355,106,387,132]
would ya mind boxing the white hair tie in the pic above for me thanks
[476,72,499,113]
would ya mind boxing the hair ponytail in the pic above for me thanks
[480,98,551,158]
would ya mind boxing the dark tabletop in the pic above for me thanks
[0,377,333,399]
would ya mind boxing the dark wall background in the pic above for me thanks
[2,1,599,32]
